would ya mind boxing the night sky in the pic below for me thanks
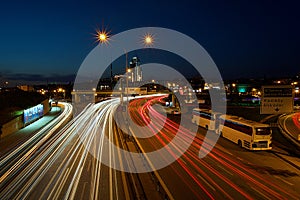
[0,0,299,84]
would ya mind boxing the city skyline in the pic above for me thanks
[0,1,300,85]
[1,1,300,198]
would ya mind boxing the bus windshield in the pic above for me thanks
[255,128,271,135]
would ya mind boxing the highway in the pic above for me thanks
[0,98,161,199]
[279,112,300,141]
[124,96,300,199]
[0,102,73,187]
[0,97,300,199]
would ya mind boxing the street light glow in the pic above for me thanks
[145,36,152,44]
[99,33,107,41]
[95,29,110,44]
[143,33,155,46]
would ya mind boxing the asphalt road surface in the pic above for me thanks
[1,96,299,199]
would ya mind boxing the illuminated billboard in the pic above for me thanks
[23,104,44,124]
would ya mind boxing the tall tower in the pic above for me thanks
[129,57,142,82]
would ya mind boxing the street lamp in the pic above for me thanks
[143,33,154,47]
[99,33,107,41]
[145,36,152,44]
[95,29,110,44]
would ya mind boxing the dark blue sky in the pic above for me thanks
[0,0,299,84]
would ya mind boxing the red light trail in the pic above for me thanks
[128,96,299,199]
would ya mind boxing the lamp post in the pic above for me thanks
[125,53,130,141]
[125,52,129,104]
[94,29,110,104]
[116,51,131,141]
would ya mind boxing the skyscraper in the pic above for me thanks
[129,57,142,83]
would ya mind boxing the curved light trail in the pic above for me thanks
[0,102,73,184]
[0,97,299,199]
[128,96,300,199]
[292,112,300,129]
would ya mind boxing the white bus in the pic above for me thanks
[192,108,221,131]
[218,115,272,150]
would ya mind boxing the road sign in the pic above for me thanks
[260,85,294,114]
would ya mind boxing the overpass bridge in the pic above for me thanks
[71,88,164,103]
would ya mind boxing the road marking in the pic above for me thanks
[218,165,233,176]
[52,167,70,199]
[180,158,187,165]
[274,176,294,186]
[87,159,91,172]
[271,152,300,171]
[282,114,296,137]
[113,125,131,200]
[236,157,243,161]
[250,186,271,200]
[197,174,216,191]
[130,127,175,200]
[218,146,233,156]
[224,150,233,156]
[80,182,88,200]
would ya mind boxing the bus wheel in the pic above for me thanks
[205,125,208,130]
[238,140,242,148]
[220,132,223,137]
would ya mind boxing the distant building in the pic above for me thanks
[18,85,34,92]
[129,57,142,83]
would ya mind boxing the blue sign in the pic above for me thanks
[23,104,44,124]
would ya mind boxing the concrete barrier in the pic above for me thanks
[1,115,24,138]
[41,99,50,115]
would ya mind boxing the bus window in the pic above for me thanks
[255,128,271,135]
[222,119,253,136]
